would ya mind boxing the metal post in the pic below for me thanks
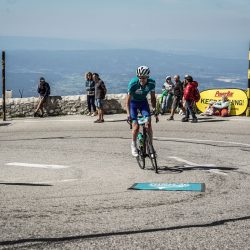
[2,50,6,121]
[246,44,250,117]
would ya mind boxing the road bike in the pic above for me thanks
[128,114,159,173]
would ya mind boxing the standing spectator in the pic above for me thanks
[161,76,174,114]
[183,74,189,89]
[93,73,107,123]
[182,75,198,123]
[167,75,185,120]
[85,72,97,116]
[34,77,50,117]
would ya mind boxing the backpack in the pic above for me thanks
[101,83,107,99]
[193,87,200,102]
[46,82,51,96]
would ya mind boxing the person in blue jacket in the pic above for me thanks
[85,72,97,116]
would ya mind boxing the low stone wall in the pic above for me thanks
[0,94,127,118]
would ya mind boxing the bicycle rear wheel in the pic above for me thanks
[146,135,158,173]
[136,146,145,169]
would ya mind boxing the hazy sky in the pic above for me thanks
[0,0,249,53]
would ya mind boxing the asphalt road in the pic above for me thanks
[0,114,250,249]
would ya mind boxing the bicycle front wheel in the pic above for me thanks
[146,136,158,173]
[136,146,145,169]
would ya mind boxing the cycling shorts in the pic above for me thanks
[95,98,104,109]
[130,99,150,123]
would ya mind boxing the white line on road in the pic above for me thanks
[168,156,228,175]
[155,137,250,147]
[35,178,78,184]
[168,156,216,167]
[207,169,228,176]
[5,162,70,169]
[229,118,250,122]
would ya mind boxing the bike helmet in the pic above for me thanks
[40,77,45,81]
[184,75,193,82]
[136,66,150,77]
[166,76,171,80]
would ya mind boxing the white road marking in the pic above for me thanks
[169,156,216,167]
[37,178,78,184]
[229,118,250,122]
[155,137,250,147]
[207,169,228,176]
[168,156,228,175]
[5,162,70,169]
[53,179,78,183]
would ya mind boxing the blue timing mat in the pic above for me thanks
[129,182,205,192]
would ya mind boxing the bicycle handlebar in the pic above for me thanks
[127,111,159,129]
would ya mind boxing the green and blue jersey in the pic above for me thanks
[127,77,156,101]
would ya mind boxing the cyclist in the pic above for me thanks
[126,66,159,157]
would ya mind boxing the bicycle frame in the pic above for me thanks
[136,116,158,173]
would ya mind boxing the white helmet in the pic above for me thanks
[136,66,150,77]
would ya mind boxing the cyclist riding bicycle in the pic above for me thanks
[126,66,159,157]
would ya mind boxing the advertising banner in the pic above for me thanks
[196,88,248,116]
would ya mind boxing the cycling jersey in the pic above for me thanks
[128,77,156,121]
[128,77,156,101]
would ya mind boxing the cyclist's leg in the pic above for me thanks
[130,100,140,139]
[141,100,153,141]
[130,101,140,156]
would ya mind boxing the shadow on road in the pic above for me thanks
[158,165,238,174]
[197,117,229,123]
[0,182,52,186]
[0,136,131,142]
[197,119,228,123]
[154,138,249,149]
[0,215,249,247]
[0,122,11,126]
[104,119,127,122]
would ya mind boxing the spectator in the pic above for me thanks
[161,76,174,114]
[34,77,50,117]
[200,101,215,116]
[182,75,198,123]
[200,96,230,117]
[212,95,230,116]
[85,72,97,116]
[167,75,185,120]
[183,74,189,89]
[93,73,107,123]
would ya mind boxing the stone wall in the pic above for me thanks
[0,94,127,118]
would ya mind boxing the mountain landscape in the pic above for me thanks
[1,48,248,98]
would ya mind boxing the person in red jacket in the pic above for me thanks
[182,75,198,123]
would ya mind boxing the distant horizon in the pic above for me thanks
[0,35,249,60]
[1,0,249,61]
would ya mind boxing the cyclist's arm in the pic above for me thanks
[150,91,157,110]
[126,93,131,117]
[150,91,159,122]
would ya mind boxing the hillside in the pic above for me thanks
[2,49,247,97]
